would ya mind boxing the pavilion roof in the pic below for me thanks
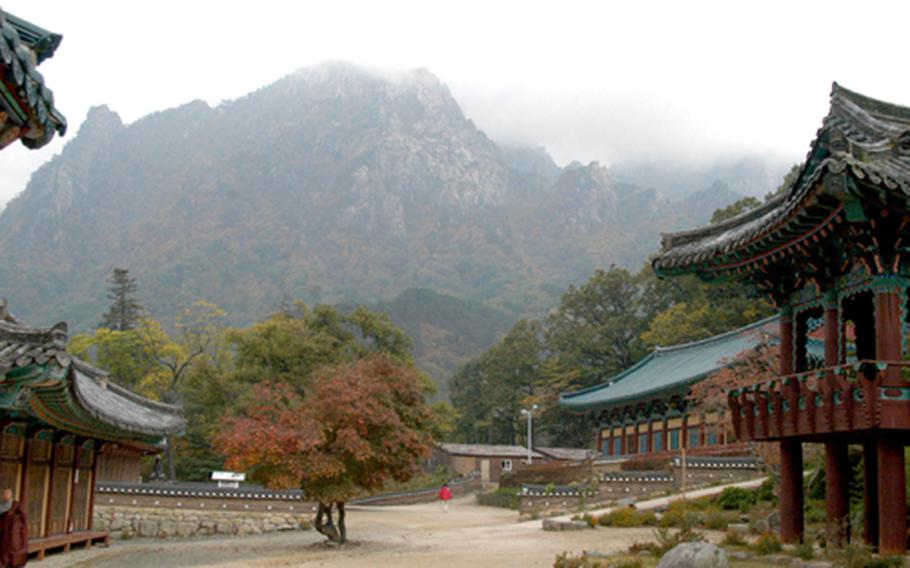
[653,84,910,278]
[0,301,185,446]
[559,317,780,413]
[0,9,66,150]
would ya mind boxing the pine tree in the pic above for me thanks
[99,268,144,330]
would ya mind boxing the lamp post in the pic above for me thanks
[520,404,539,465]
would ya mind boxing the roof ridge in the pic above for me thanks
[832,82,910,123]
[658,192,787,251]
[654,315,778,354]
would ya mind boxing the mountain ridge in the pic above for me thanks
[0,62,770,386]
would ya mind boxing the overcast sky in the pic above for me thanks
[1,0,907,207]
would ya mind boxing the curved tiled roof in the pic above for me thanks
[0,9,66,150]
[653,84,910,274]
[0,301,185,443]
[560,317,779,412]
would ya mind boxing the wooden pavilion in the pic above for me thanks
[654,84,910,553]
[0,301,185,556]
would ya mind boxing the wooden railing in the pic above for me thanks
[727,360,910,441]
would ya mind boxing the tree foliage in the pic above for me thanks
[99,268,144,331]
[217,354,433,544]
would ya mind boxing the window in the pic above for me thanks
[688,428,700,448]
[669,429,680,450]
[501,459,512,472]
[613,437,622,456]
[638,433,649,454]
[707,431,718,446]
[627,435,636,454]
[652,431,663,452]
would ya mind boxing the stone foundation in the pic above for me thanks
[93,506,313,539]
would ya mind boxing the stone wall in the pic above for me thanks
[94,505,313,539]
[518,457,762,514]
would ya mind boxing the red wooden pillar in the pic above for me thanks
[823,295,850,544]
[778,309,804,543]
[862,441,878,546]
[875,282,906,553]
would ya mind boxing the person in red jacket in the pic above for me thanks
[0,488,28,568]
[438,483,453,512]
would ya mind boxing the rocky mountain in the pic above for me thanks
[0,62,751,387]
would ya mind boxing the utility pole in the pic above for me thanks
[520,404,539,465]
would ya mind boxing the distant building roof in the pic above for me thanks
[0,9,66,150]
[560,317,780,413]
[437,443,544,459]
[535,447,596,461]
[0,301,185,446]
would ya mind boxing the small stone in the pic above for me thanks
[727,523,749,534]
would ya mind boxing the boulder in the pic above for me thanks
[657,542,728,568]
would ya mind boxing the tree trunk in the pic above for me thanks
[314,501,344,544]
[337,502,346,544]
[166,435,176,481]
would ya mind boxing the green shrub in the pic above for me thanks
[755,478,775,503]
[704,508,735,531]
[716,486,756,512]
[792,542,814,560]
[476,486,520,509]
[598,508,641,527]
[652,525,705,556]
[752,531,782,555]
[804,499,826,524]
[720,530,746,546]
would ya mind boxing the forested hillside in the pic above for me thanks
[0,62,783,389]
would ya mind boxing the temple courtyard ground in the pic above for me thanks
[41,479,774,567]
[38,496,667,567]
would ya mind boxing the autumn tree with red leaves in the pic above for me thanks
[689,340,780,468]
[216,354,433,544]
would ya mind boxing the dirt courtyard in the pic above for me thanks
[39,497,660,568]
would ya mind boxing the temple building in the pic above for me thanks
[653,84,910,553]
[0,303,185,556]
[0,9,67,150]
[561,317,825,457]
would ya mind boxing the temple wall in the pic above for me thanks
[93,506,313,539]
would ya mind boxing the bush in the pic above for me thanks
[792,542,814,560]
[476,486,520,509]
[704,508,735,531]
[720,530,746,546]
[755,478,775,503]
[597,508,656,528]
[828,541,904,568]
[752,532,782,555]
[553,552,614,568]
[620,454,672,471]
[716,486,756,512]
[804,499,826,524]
[652,525,705,556]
